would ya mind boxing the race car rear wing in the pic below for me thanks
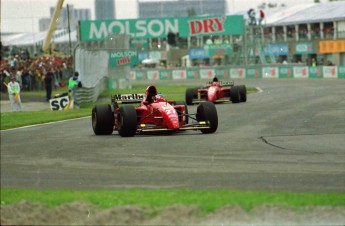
[206,80,234,86]
[220,81,234,86]
[111,93,145,104]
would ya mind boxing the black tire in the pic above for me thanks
[92,104,114,135]
[185,88,197,105]
[230,86,240,103]
[238,85,247,102]
[196,102,218,134]
[117,105,137,137]
[174,101,189,124]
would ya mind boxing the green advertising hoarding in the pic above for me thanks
[214,67,229,79]
[132,70,147,80]
[262,67,279,78]
[108,78,131,89]
[181,15,244,37]
[146,70,160,80]
[109,50,139,67]
[309,66,323,78]
[159,69,172,80]
[130,65,345,80]
[338,66,345,78]
[278,66,294,78]
[293,66,309,78]
[80,15,244,41]
[131,39,148,49]
[246,67,262,78]
[204,44,233,57]
[323,66,337,78]
[295,42,315,54]
[186,68,200,79]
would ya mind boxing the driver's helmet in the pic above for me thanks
[155,93,166,102]
[145,85,158,103]
[212,76,220,86]
[145,85,158,96]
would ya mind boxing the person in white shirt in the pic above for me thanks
[7,76,22,112]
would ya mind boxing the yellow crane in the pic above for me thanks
[42,0,65,55]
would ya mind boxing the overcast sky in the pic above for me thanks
[1,0,317,33]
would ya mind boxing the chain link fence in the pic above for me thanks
[74,33,132,103]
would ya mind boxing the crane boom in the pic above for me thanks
[42,0,65,54]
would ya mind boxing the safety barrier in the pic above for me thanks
[129,65,345,80]
[75,77,133,103]
[73,34,132,104]
[75,76,107,103]
[75,65,344,104]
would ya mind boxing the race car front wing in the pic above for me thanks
[137,121,211,133]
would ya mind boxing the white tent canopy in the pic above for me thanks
[1,29,77,46]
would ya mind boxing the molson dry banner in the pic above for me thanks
[79,15,244,41]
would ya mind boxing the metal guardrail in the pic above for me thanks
[75,76,107,103]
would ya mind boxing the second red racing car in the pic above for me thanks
[92,85,218,137]
[185,77,247,105]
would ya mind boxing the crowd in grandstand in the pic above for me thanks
[0,49,73,94]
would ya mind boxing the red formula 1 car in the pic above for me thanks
[92,85,218,137]
[185,77,247,105]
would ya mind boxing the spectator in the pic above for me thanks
[206,37,213,45]
[44,69,54,101]
[7,75,22,112]
[247,8,256,25]
[311,58,317,67]
[21,68,30,91]
[259,10,265,25]
[68,71,83,108]
[0,71,8,93]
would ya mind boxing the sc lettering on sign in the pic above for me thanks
[49,96,69,110]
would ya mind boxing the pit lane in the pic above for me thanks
[1,79,344,192]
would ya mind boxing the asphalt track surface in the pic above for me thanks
[1,79,345,192]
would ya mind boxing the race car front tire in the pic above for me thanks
[117,105,137,137]
[196,102,218,134]
[230,86,240,103]
[238,85,247,102]
[185,88,197,105]
[92,104,114,135]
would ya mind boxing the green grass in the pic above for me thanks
[1,109,91,130]
[1,84,257,130]
[1,188,344,212]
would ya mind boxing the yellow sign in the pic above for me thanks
[319,40,345,53]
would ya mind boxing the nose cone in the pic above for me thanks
[208,87,217,102]
[160,103,180,129]
[166,114,180,129]
[172,119,180,129]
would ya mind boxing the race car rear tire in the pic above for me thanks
[238,85,247,102]
[175,101,189,124]
[185,88,197,105]
[230,86,240,103]
[197,102,218,134]
[92,104,114,135]
[118,105,137,137]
